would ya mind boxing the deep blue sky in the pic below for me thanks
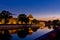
[0,0,60,19]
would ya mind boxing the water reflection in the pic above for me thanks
[17,28,29,38]
[17,27,39,38]
[32,27,39,32]
[29,29,33,35]
[3,29,12,40]
[0,29,12,40]
[0,32,3,40]
[11,27,53,40]
[0,26,54,40]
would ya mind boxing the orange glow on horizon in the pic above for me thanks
[36,17,60,21]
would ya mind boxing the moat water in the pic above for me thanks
[11,27,53,40]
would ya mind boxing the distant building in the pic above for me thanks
[28,14,34,24]
[39,20,47,28]
[8,18,18,24]
[0,18,18,24]
[28,14,33,19]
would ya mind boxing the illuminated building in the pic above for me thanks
[0,14,34,24]
[28,14,34,24]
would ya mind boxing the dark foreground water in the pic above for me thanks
[11,27,53,40]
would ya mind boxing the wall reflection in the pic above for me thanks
[17,27,39,38]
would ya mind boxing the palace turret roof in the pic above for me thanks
[28,14,33,18]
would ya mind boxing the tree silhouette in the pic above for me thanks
[24,17,29,24]
[0,14,2,22]
[56,20,60,27]
[32,19,39,24]
[52,19,59,29]
[18,14,28,24]
[47,20,52,29]
[0,10,13,24]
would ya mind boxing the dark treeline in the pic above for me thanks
[0,10,60,29]
[0,10,39,24]
[46,19,60,29]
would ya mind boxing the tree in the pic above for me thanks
[52,19,59,29]
[18,14,28,24]
[24,17,29,24]
[32,19,39,24]
[0,10,13,24]
[0,13,2,22]
[47,20,52,29]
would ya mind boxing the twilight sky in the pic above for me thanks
[0,0,60,19]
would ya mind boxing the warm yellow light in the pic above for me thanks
[29,29,33,35]
[0,22,2,24]
[39,22,45,29]
[18,21,21,24]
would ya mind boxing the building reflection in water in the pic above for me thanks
[17,27,39,38]
[28,28,33,35]
[0,26,54,40]
[0,24,54,40]
[0,29,12,40]
[17,28,29,38]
